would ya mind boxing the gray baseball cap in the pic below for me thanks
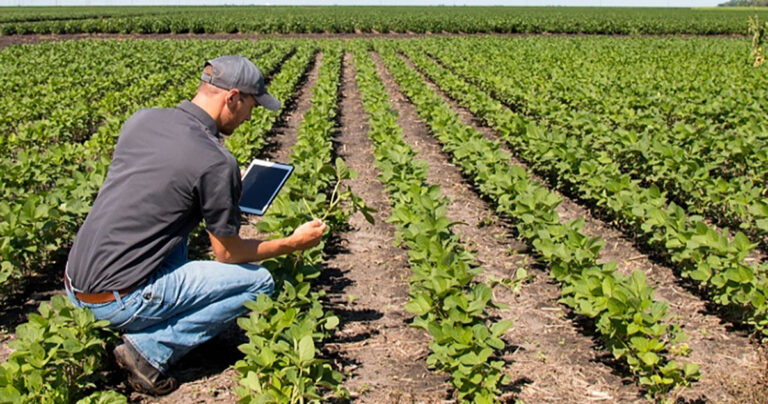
[201,55,281,111]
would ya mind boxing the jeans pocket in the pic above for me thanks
[115,285,166,331]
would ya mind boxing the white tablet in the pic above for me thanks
[239,159,294,216]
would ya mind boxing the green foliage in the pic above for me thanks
[351,42,513,402]
[719,0,768,7]
[384,41,700,399]
[417,36,768,340]
[235,42,359,404]
[0,296,122,404]
[235,288,342,403]
[2,6,768,35]
[74,391,127,404]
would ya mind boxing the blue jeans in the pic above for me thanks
[65,237,274,373]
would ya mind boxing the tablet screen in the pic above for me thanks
[239,159,293,216]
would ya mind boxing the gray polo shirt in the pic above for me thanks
[67,101,242,293]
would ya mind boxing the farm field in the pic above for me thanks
[0,6,767,35]
[0,26,767,404]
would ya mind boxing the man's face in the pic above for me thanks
[220,90,259,136]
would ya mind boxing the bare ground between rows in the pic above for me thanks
[370,50,651,403]
[314,52,450,403]
[392,51,768,403]
[0,31,750,50]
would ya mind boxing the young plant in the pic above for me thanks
[749,15,766,67]
[0,296,121,403]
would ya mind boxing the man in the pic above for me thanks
[64,55,326,395]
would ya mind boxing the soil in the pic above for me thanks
[318,53,450,403]
[258,51,323,165]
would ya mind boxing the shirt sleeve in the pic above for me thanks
[196,158,242,237]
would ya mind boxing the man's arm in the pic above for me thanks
[209,218,327,264]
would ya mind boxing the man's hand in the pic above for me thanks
[290,218,327,251]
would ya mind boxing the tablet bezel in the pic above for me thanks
[239,159,294,216]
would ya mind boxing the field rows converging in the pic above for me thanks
[420,37,768,249]
[1,33,767,404]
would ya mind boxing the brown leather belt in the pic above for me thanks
[64,275,136,304]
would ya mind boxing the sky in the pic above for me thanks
[3,1,726,7]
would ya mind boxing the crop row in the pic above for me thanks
[402,39,768,340]
[0,6,170,23]
[449,37,768,182]
[2,7,767,36]
[425,37,768,245]
[376,42,699,398]
[235,42,359,403]
[351,42,512,403]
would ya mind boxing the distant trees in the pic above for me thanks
[719,0,768,6]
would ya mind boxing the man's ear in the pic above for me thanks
[226,88,241,105]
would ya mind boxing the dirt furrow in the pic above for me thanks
[370,51,649,403]
[258,51,323,164]
[317,52,450,403]
[396,52,768,403]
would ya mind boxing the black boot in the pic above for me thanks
[113,337,178,396]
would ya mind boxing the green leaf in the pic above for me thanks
[490,320,513,337]
[335,157,350,180]
[404,294,432,316]
[298,335,315,364]
[324,315,339,330]
[638,352,659,366]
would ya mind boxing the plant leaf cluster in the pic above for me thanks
[235,42,364,404]
[351,42,513,403]
[0,296,121,403]
[420,37,768,340]
[386,41,699,399]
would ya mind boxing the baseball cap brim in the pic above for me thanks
[256,92,281,111]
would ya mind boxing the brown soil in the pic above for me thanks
[391,51,768,403]
[318,52,450,403]
[258,51,323,165]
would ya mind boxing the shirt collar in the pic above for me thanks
[178,100,220,138]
